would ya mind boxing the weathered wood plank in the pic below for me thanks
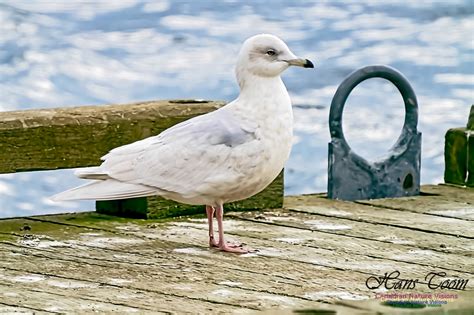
[285,195,474,238]
[468,105,474,130]
[0,268,366,315]
[468,131,474,187]
[1,201,472,313]
[0,246,278,311]
[232,208,473,257]
[0,217,376,294]
[356,185,474,220]
[0,300,53,315]
[444,127,468,186]
[229,210,474,257]
[151,220,473,281]
[0,99,223,173]
[0,240,368,308]
[422,184,474,203]
[444,106,473,187]
[0,267,246,314]
[11,213,470,313]
[20,205,474,259]
[0,218,376,305]
[0,282,147,314]
[9,213,472,281]
[466,105,473,186]
[221,212,473,274]
[20,207,472,258]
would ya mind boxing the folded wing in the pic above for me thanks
[52,108,261,202]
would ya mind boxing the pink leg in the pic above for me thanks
[206,205,218,247]
[215,204,249,254]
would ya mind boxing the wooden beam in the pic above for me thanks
[444,105,473,187]
[467,105,473,186]
[467,104,474,130]
[0,99,224,173]
[444,128,468,186]
[0,100,283,216]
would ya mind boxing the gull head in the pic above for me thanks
[236,34,314,81]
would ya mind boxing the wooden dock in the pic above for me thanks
[1,101,472,313]
[1,184,473,314]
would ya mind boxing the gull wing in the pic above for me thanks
[100,108,261,200]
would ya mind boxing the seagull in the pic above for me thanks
[52,34,314,253]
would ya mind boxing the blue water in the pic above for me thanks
[0,1,472,217]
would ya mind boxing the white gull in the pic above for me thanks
[52,34,314,253]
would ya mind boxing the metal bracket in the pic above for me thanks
[328,65,422,200]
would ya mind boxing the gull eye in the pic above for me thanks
[266,49,276,56]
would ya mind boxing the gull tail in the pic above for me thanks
[51,179,158,201]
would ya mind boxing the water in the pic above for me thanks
[0,0,472,218]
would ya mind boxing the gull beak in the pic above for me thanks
[286,58,314,68]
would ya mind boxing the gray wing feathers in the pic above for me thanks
[106,108,258,188]
[204,110,257,147]
[53,108,260,201]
